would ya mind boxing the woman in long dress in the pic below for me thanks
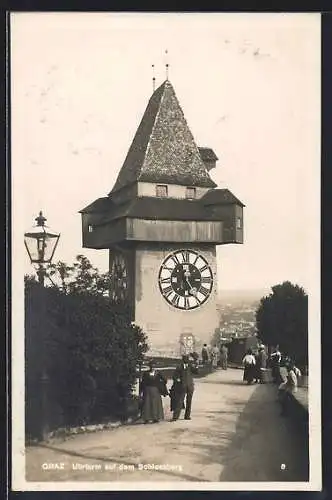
[278,361,299,416]
[242,349,256,384]
[139,362,168,424]
[211,345,219,368]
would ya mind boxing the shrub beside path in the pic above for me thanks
[25,368,309,483]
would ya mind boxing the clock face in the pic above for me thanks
[158,250,213,310]
[110,254,128,302]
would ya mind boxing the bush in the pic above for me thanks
[25,277,148,438]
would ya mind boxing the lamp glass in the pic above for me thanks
[24,224,60,264]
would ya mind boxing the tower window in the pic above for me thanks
[186,187,196,199]
[236,217,242,229]
[88,225,94,233]
[156,185,168,197]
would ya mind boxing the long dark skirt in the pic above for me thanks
[273,365,284,385]
[141,386,164,422]
[254,363,262,381]
[243,364,256,383]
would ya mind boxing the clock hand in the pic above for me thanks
[181,267,191,290]
[185,276,192,288]
[178,266,189,289]
[185,276,198,296]
[181,267,198,295]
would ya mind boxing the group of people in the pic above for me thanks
[201,343,228,370]
[269,347,302,388]
[242,345,268,384]
[241,345,303,416]
[139,343,230,424]
[139,354,198,424]
[138,344,303,424]
[270,347,303,416]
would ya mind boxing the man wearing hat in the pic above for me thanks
[171,354,198,421]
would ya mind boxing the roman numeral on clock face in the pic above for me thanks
[199,286,210,297]
[192,255,199,266]
[160,276,171,284]
[171,294,180,307]
[201,276,212,284]
[182,250,190,263]
[198,264,209,273]
[170,254,180,266]
[184,297,190,309]
[163,266,174,272]
[162,285,173,297]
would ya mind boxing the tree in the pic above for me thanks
[48,255,111,295]
[255,281,308,367]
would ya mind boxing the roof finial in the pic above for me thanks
[165,49,169,80]
[35,211,47,226]
[152,64,156,92]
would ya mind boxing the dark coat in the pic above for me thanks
[139,370,168,396]
[169,380,185,412]
[173,361,199,392]
[169,362,197,412]
[202,348,209,363]
[139,370,168,422]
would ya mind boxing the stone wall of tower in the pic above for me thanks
[134,243,219,357]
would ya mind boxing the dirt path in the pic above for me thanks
[25,368,309,483]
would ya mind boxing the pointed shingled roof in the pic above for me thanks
[110,80,217,193]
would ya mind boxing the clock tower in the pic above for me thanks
[80,79,244,357]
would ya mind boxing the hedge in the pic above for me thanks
[25,279,148,440]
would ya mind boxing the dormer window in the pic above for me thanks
[156,184,168,198]
[198,147,218,172]
[186,187,196,199]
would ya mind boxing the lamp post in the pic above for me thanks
[24,211,60,440]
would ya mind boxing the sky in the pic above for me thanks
[11,12,320,293]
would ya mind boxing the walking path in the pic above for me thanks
[25,368,309,483]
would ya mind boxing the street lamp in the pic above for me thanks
[24,211,60,440]
[24,211,60,285]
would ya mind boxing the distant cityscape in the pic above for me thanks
[216,289,270,339]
